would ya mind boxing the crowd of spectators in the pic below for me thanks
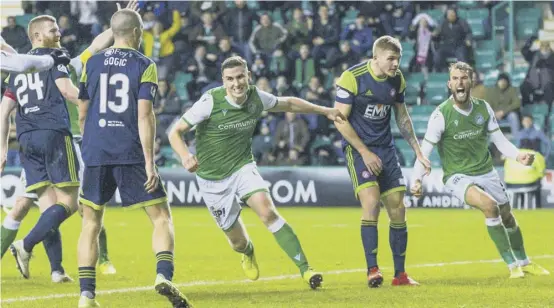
[1,1,553,169]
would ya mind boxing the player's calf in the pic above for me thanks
[1,196,34,258]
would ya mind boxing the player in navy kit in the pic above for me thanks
[334,36,431,287]
[76,8,191,308]
[0,15,82,280]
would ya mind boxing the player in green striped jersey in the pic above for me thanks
[411,62,550,278]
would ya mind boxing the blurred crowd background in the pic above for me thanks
[1,0,553,171]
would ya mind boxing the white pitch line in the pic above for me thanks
[3,255,553,304]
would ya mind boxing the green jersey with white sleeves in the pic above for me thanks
[181,85,278,180]
[424,97,500,183]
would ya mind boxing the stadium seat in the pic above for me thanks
[410,105,435,122]
[483,69,500,87]
[395,138,416,166]
[15,14,35,28]
[173,71,193,101]
[425,9,444,24]
[391,117,400,136]
[476,40,497,54]
[457,0,479,9]
[524,103,549,115]
[467,18,486,39]
[404,72,424,104]
[425,87,449,105]
[413,120,429,137]
[475,49,496,70]
[515,8,542,40]
[341,8,359,28]
[400,50,414,71]
[510,67,528,87]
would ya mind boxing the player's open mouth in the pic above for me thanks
[456,88,466,95]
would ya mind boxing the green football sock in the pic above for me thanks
[98,227,109,264]
[270,218,310,274]
[486,217,516,266]
[1,226,19,258]
[506,226,528,261]
[1,217,21,258]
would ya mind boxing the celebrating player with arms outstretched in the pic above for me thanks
[411,62,550,279]
[334,36,430,287]
[168,56,346,289]
[77,8,191,308]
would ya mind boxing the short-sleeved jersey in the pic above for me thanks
[79,47,158,166]
[335,60,406,148]
[424,97,499,183]
[6,48,72,139]
[182,85,277,180]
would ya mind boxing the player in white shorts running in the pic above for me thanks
[411,61,550,279]
[169,56,346,289]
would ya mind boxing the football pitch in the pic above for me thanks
[1,206,553,308]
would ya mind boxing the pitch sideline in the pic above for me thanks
[3,254,553,303]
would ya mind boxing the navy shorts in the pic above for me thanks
[80,164,167,210]
[344,145,406,198]
[19,130,80,193]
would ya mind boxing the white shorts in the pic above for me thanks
[19,136,84,200]
[196,162,268,231]
[444,169,509,205]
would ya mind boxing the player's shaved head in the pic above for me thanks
[28,15,56,41]
[111,9,143,39]
[372,35,402,56]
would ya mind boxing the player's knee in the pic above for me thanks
[11,197,33,221]
[259,208,279,226]
[482,199,500,217]
[499,203,516,227]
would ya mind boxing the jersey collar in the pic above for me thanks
[450,96,474,116]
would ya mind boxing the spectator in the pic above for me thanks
[251,54,270,80]
[269,49,290,78]
[255,77,273,93]
[520,37,554,117]
[513,114,551,159]
[273,112,311,166]
[59,15,78,56]
[432,8,472,72]
[310,5,340,69]
[70,0,102,43]
[2,16,31,53]
[408,13,436,73]
[252,123,275,165]
[285,7,311,52]
[190,1,227,22]
[189,12,227,54]
[309,135,340,166]
[340,13,374,56]
[471,71,486,100]
[210,37,243,71]
[275,76,297,97]
[485,73,521,134]
[293,44,316,89]
[380,2,414,40]
[173,13,195,61]
[223,0,257,63]
[327,40,360,76]
[249,13,288,57]
[185,45,218,100]
[142,10,181,81]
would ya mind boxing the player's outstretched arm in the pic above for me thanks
[0,95,17,173]
[410,141,434,197]
[168,120,198,173]
[394,103,430,170]
[1,52,57,74]
[269,96,346,122]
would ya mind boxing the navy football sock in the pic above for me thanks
[361,220,378,270]
[389,222,408,277]
[43,228,64,273]
[23,204,70,253]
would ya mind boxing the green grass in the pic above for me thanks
[1,207,554,307]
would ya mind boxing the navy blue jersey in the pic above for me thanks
[78,47,158,166]
[7,48,72,139]
[335,60,406,148]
